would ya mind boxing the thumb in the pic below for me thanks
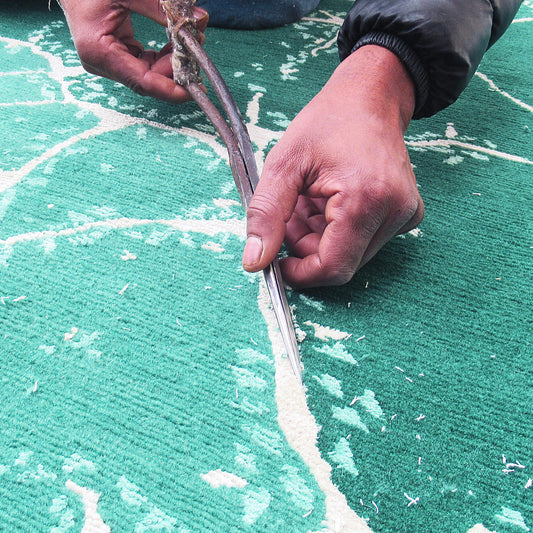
[242,158,300,272]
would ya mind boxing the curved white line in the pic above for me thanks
[475,71,533,113]
[0,99,58,107]
[257,281,372,533]
[0,34,231,195]
[0,217,244,247]
[303,10,345,26]
[0,120,134,193]
[66,480,111,533]
[406,138,532,165]
[311,35,339,57]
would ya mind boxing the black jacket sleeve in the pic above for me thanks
[337,0,523,119]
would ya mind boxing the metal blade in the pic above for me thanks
[176,27,303,382]
[263,260,302,383]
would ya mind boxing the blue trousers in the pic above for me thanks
[195,0,321,29]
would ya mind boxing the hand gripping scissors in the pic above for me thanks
[161,0,303,383]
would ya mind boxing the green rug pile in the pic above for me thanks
[0,1,531,531]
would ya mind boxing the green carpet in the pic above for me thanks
[0,2,531,532]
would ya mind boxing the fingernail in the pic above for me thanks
[243,236,263,268]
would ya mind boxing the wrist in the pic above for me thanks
[324,45,415,133]
[350,33,428,118]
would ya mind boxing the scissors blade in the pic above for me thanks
[263,260,303,382]
[175,27,302,382]
[230,129,303,384]
[228,144,303,383]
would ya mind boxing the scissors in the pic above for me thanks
[162,1,303,383]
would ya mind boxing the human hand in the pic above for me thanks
[60,0,208,102]
[242,46,424,288]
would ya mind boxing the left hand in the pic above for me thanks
[61,0,208,102]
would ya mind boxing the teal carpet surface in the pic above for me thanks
[0,2,531,532]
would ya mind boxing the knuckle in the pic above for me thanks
[359,178,396,210]
[330,269,354,286]
[122,70,150,97]
[246,196,279,226]
[264,149,293,179]
[359,177,423,227]
[79,60,98,76]
[394,188,425,227]
[127,81,148,96]
[395,197,419,224]
[75,39,103,69]
[398,198,425,234]
[121,70,151,96]
[328,269,355,286]
[412,199,425,226]
[266,136,310,175]
[317,258,356,287]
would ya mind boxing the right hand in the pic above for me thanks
[243,46,425,288]
[60,0,208,102]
